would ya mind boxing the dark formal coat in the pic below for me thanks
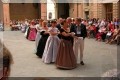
[70,23,87,39]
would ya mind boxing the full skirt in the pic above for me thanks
[42,36,60,63]
[36,36,49,58]
[35,32,41,50]
[24,27,29,37]
[56,39,77,69]
[28,28,37,41]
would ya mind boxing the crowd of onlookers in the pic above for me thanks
[84,18,120,45]
[2,18,120,45]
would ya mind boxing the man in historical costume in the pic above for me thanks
[56,18,63,39]
[71,18,87,65]
[56,18,63,30]
[66,17,75,45]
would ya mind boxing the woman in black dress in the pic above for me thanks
[36,21,49,58]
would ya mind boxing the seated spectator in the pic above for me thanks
[21,22,26,33]
[114,28,120,45]
[109,25,119,44]
[16,21,22,30]
[11,21,20,31]
[108,21,114,32]
[106,29,112,44]
[87,24,96,38]
[96,26,107,41]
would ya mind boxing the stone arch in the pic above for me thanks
[57,3,70,19]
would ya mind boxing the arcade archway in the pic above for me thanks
[57,3,70,19]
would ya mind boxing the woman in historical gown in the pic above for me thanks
[35,19,43,51]
[55,20,77,69]
[25,21,30,39]
[27,21,37,41]
[36,21,49,58]
[21,22,26,33]
[42,20,60,64]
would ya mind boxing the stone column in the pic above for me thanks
[92,3,98,18]
[98,3,103,19]
[113,2,119,19]
[3,4,10,30]
[97,3,106,20]
[41,3,47,20]
[89,3,92,19]
[39,3,41,19]
[118,1,120,19]
[0,0,3,21]
[69,3,77,18]
[55,3,58,19]
[78,3,84,18]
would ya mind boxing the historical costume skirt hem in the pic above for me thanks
[55,39,77,70]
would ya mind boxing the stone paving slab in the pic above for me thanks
[3,31,117,77]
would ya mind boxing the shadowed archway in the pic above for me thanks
[57,3,70,19]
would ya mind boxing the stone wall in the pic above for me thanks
[9,3,40,20]
[113,3,119,19]
[69,3,83,18]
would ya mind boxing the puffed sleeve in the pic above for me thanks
[40,31,45,35]
[60,28,64,33]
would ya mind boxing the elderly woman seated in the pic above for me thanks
[108,25,120,44]
[96,26,107,42]
[87,24,96,38]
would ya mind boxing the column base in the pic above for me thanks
[4,26,11,31]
